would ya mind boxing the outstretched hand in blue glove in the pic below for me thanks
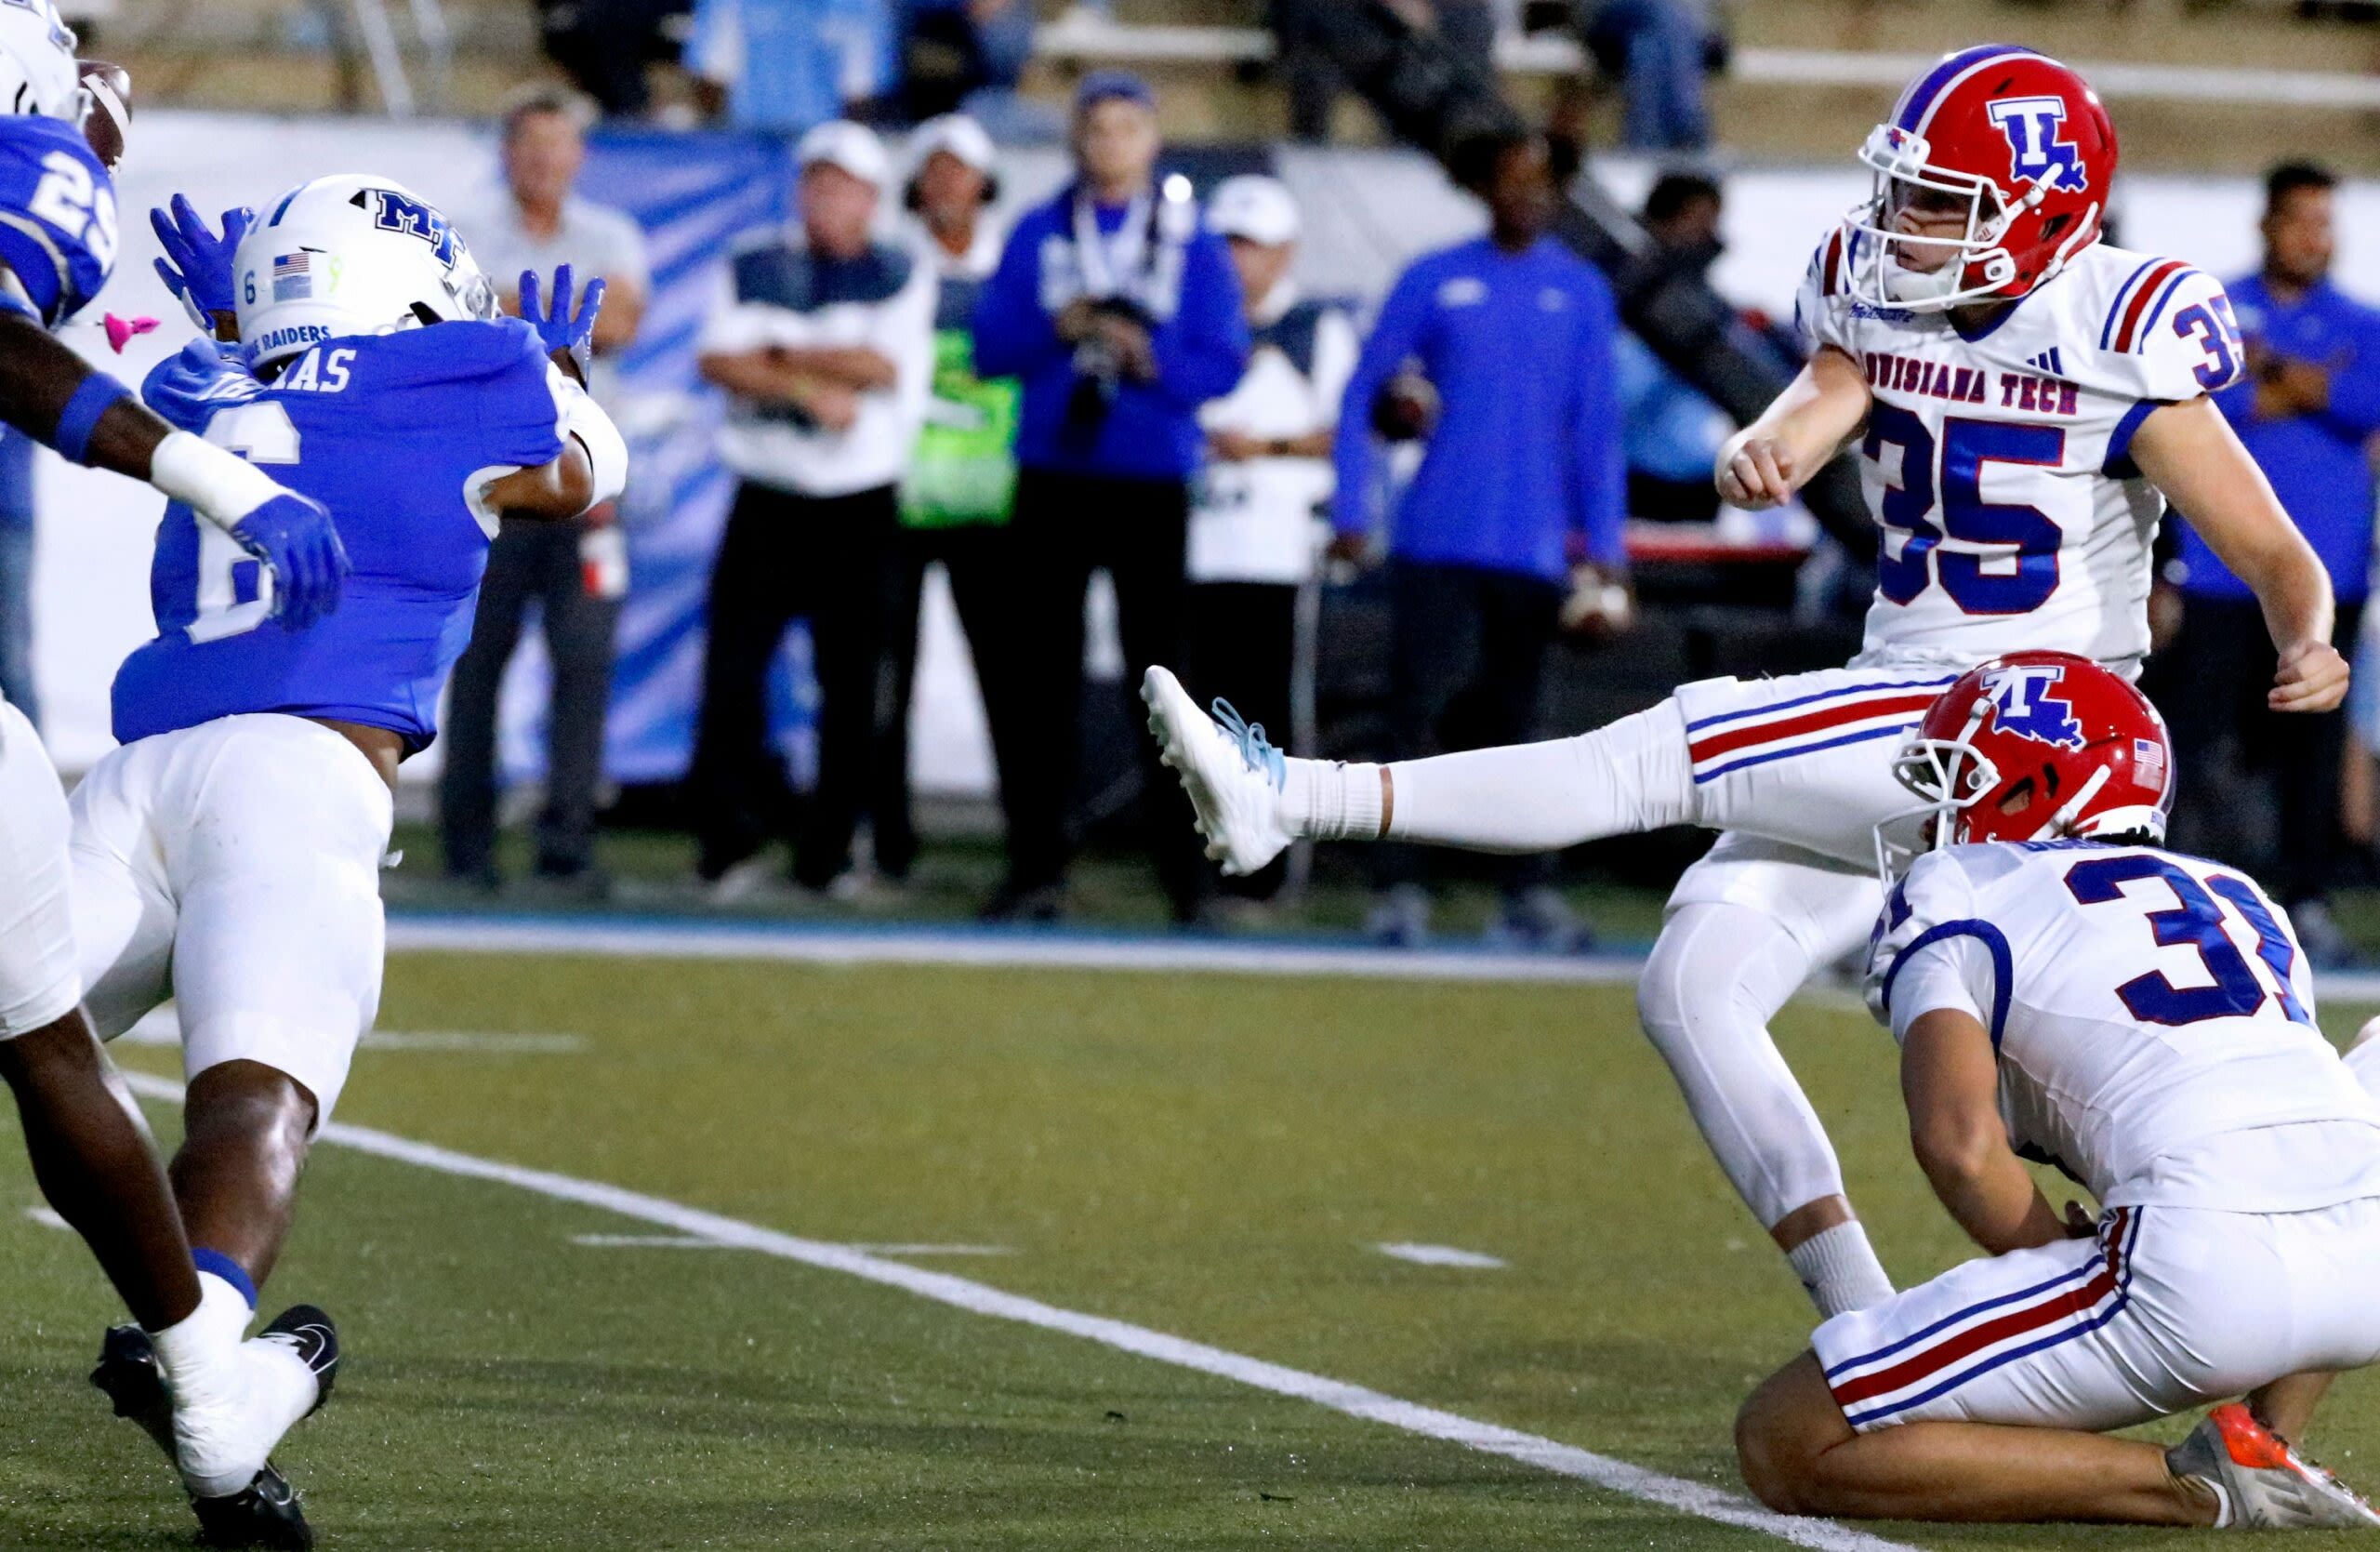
[151,195,252,334]
[519,264,606,385]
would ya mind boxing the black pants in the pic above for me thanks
[871,523,1023,881]
[687,481,900,887]
[1376,559,1562,895]
[2155,593,2364,906]
[995,468,1204,917]
[1186,579,1299,900]
[440,515,620,880]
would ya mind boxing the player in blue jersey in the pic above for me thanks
[0,7,356,1544]
[69,171,626,1545]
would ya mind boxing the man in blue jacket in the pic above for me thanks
[972,71,1248,922]
[2160,160,2380,965]
[1331,126,1627,947]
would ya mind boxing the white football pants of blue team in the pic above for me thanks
[70,714,391,1125]
[0,696,86,1037]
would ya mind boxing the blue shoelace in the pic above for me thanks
[1210,698,1286,789]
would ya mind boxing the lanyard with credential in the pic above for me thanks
[1070,190,1153,301]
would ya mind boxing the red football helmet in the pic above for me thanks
[1846,45,2116,312]
[1879,651,2172,875]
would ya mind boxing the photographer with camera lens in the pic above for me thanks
[971,72,1249,922]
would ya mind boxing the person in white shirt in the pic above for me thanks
[1186,174,1354,902]
[690,119,937,895]
[440,85,653,895]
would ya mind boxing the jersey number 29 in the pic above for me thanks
[30,150,115,277]
[186,402,300,643]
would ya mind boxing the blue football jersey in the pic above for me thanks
[0,114,115,326]
[112,318,569,751]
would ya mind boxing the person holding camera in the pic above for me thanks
[971,72,1249,922]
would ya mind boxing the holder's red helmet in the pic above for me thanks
[1846,45,2116,312]
[1881,652,2171,873]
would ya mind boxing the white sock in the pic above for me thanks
[1282,758,1384,842]
[1384,702,1696,853]
[1787,1221,1896,1319]
[147,1269,253,1405]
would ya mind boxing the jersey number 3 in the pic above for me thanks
[1864,405,2064,617]
[187,402,300,644]
[2063,854,2310,1028]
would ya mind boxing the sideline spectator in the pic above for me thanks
[0,430,35,727]
[1273,0,1495,144]
[1186,174,1355,903]
[1617,170,1733,524]
[2157,160,2380,965]
[441,87,652,895]
[972,72,1249,922]
[685,0,897,133]
[1332,126,1624,948]
[689,121,936,895]
[874,113,1020,885]
[1581,0,1712,152]
[899,0,1034,127]
[536,0,682,115]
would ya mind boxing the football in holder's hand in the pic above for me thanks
[1369,368,1439,443]
[78,60,131,170]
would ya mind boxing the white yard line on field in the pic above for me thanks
[1375,1242,1507,1269]
[118,1006,586,1055]
[373,911,2380,1006]
[572,1232,1015,1256]
[115,1068,1915,1552]
[22,1204,68,1231]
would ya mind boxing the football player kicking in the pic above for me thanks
[1737,651,2380,1529]
[1144,45,2347,1321]
[72,179,625,1547]
[0,6,356,1543]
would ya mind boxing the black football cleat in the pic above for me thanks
[255,1305,339,1416]
[90,1321,174,1460]
[93,1307,339,1550]
[192,1464,312,1551]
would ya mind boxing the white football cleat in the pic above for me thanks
[1140,665,1292,878]
[2166,1403,2380,1529]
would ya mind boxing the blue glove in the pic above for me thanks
[519,264,606,384]
[151,195,251,332]
[228,492,350,632]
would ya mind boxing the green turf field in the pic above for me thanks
[2,949,2376,1549]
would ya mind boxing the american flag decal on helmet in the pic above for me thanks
[271,251,311,302]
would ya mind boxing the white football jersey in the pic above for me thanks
[1798,236,2247,670]
[1867,841,2380,1213]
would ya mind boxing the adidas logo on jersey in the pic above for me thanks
[2025,347,2065,378]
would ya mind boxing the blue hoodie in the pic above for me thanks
[972,182,1248,482]
[2181,272,2380,604]
[1334,235,1624,583]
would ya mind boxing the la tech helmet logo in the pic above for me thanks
[1986,96,2085,192]
[1984,664,2087,749]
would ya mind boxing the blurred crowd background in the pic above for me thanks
[29,0,2380,962]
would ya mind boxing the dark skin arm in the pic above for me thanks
[0,310,186,484]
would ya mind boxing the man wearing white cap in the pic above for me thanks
[873,113,1020,884]
[1186,174,1355,902]
[691,119,937,896]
